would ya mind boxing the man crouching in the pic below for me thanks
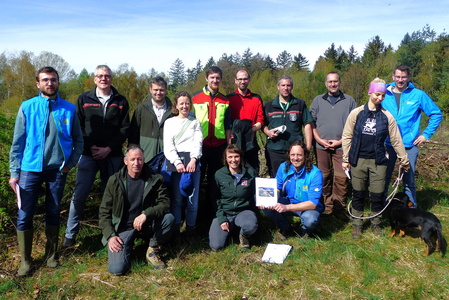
[99,145,174,274]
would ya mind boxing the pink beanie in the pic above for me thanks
[368,82,386,94]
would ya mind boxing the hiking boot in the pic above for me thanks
[371,224,383,236]
[239,234,250,250]
[62,237,75,248]
[352,225,362,239]
[146,246,166,270]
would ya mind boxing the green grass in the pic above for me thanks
[1,120,448,299]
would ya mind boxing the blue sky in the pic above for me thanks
[1,0,447,75]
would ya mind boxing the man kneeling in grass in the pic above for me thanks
[99,145,175,274]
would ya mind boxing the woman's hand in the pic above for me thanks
[176,163,186,173]
[186,158,197,173]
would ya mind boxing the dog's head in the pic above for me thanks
[391,192,414,208]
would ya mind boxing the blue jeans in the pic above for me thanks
[263,197,321,234]
[107,213,175,275]
[386,145,418,207]
[169,171,200,229]
[208,210,258,250]
[17,169,67,231]
[65,155,122,239]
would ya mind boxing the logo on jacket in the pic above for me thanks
[289,113,297,121]
[241,179,248,186]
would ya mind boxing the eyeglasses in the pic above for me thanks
[40,78,58,83]
[95,74,112,80]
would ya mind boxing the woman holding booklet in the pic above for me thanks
[209,144,258,250]
[163,91,203,236]
[260,140,323,238]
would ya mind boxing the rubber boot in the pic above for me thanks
[351,209,364,239]
[17,230,33,277]
[45,225,59,268]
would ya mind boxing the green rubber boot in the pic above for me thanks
[45,225,59,268]
[17,230,33,277]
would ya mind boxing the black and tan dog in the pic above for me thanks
[388,192,446,256]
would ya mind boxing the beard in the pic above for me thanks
[41,87,58,98]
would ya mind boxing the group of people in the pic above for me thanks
[9,63,442,276]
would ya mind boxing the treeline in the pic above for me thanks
[1,24,449,115]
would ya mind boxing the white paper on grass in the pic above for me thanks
[262,243,292,264]
[255,177,277,207]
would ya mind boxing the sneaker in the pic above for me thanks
[146,246,166,270]
[351,225,362,239]
[62,237,75,248]
[371,225,383,236]
[239,234,250,249]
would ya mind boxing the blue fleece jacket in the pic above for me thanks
[383,82,442,147]
[276,162,323,211]
[10,93,83,177]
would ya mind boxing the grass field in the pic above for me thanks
[1,124,448,299]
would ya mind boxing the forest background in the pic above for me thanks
[0,25,449,299]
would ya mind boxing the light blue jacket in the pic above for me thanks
[276,162,323,211]
[383,82,442,147]
[10,93,83,177]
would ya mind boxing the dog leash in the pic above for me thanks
[347,167,404,220]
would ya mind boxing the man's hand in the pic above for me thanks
[133,214,147,231]
[91,146,112,160]
[9,178,19,194]
[266,128,279,139]
[342,162,350,171]
[61,166,70,173]
[220,222,230,232]
[413,135,427,146]
[108,236,124,253]
[327,139,342,150]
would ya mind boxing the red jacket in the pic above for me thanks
[227,88,264,126]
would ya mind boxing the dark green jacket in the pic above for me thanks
[129,96,173,162]
[99,164,170,245]
[264,95,313,151]
[214,165,256,225]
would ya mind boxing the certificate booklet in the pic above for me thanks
[262,243,292,264]
[255,177,277,207]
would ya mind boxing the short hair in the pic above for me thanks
[284,140,312,173]
[171,91,192,115]
[235,69,250,79]
[325,71,340,82]
[393,65,411,76]
[124,144,144,158]
[222,144,245,167]
[95,65,112,75]
[36,66,59,81]
[277,74,293,87]
[206,66,223,78]
[150,76,167,89]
